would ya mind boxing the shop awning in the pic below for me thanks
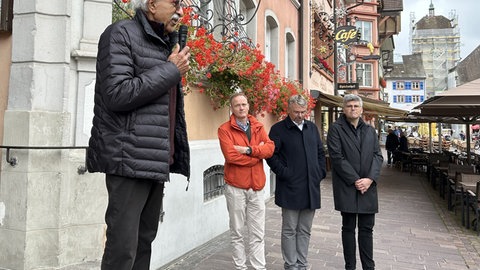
[310,90,408,117]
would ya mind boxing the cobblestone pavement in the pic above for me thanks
[161,161,480,270]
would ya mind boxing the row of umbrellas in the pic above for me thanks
[398,78,480,163]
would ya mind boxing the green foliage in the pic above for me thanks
[112,1,134,23]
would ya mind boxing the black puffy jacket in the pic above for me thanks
[87,11,190,182]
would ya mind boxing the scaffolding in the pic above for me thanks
[410,9,460,98]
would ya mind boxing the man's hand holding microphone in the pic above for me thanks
[169,25,190,76]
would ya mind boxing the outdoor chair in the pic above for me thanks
[428,153,450,188]
[448,170,474,212]
[458,173,480,229]
[410,152,429,176]
[392,150,402,168]
[399,151,412,172]
[445,164,475,205]
[467,181,480,235]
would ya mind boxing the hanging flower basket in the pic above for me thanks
[181,7,315,117]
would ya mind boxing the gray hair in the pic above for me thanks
[288,94,308,108]
[131,0,150,11]
[343,94,363,107]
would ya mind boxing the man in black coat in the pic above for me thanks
[385,128,399,166]
[327,94,383,270]
[86,0,191,269]
[267,95,327,270]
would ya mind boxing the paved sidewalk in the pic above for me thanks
[160,162,480,270]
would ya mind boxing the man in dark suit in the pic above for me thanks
[327,94,383,270]
[267,94,327,270]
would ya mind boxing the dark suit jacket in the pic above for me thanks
[267,116,327,210]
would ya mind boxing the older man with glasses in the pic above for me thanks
[87,0,191,269]
[267,95,327,270]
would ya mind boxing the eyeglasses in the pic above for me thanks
[344,105,361,109]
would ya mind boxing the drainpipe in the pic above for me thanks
[298,0,304,84]
[333,0,338,96]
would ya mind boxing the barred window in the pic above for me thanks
[203,165,225,201]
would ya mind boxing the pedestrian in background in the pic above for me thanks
[218,92,275,270]
[385,128,399,166]
[267,94,327,270]
[399,131,409,152]
[327,94,383,270]
[86,0,191,269]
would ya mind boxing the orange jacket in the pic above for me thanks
[218,114,275,190]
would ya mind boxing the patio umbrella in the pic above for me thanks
[412,78,480,164]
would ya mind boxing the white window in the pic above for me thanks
[412,95,421,103]
[265,14,279,68]
[412,81,420,89]
[355,20,372,42]
[396,81,405,90]
[239,0,257,44]
[397,95,405,103]
[285,32,296,80]
[357,63,372,87]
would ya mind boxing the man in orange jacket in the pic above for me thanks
[218,92,275,270]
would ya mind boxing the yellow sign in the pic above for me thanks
[335,26,359,45]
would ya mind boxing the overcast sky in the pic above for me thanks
[393,0,480,62]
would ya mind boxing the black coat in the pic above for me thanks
[267,117,327,210]
[385,132,399,151]
[399,136,409,152]
[87,11,190,181]
[327,115,383,213]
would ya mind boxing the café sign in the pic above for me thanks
[335,26,359,45]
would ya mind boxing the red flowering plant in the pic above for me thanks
[313,55,334,74]
[111,3,314,117]
[180,7,314,117]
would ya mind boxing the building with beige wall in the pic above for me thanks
[0,0,407,269]
[0,0,339,269]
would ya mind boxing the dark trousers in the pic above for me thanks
[341,212,375,270]
[101,174,165,270]
[386,150,394,165]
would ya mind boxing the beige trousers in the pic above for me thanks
[224,184,266,270]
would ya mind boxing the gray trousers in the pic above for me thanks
[281,208,316,270]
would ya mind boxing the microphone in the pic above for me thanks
[178,25,188,50]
